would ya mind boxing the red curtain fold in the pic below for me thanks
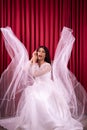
[0,0,87,90]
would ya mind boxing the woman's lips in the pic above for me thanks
[38,55,42,57]
[38,55,43,59]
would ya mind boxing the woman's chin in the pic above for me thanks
[38,58,42,61]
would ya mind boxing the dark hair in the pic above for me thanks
[37,46,51,64]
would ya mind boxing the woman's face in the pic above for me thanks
[37,48,46,61]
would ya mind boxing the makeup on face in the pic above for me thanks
[37,48,46,60]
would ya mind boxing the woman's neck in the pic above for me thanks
[38,60,45,67]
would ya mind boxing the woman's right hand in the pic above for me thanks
[31,50,38,63]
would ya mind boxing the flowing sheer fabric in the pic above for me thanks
[0,27,87,130]
[0,27,34,117]
[52,27,87,120]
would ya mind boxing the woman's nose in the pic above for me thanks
[39,51,42,54]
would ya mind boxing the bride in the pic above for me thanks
[0,26,87,130]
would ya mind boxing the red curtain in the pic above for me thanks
[0,0,87,91]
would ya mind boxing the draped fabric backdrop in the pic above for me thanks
[0,0,87,91]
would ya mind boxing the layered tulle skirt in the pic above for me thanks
[0,79,83,130]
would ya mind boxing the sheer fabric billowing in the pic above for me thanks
[0,27,34,117]
[52,27,87,120]
[0,26,87,130]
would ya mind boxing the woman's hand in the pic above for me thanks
[31,51,38,63]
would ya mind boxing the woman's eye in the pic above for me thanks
[38,49,45,53]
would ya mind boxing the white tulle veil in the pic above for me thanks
[0,27,34,117]
[0,26,87,121]
[52,27,87,120]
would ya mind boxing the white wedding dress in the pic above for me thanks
[0,27,87,130]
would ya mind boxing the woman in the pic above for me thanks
[0,27,87,130]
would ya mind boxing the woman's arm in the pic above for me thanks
[31,50,38,63]
[32,63,51,77]
[23,51,38,72]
